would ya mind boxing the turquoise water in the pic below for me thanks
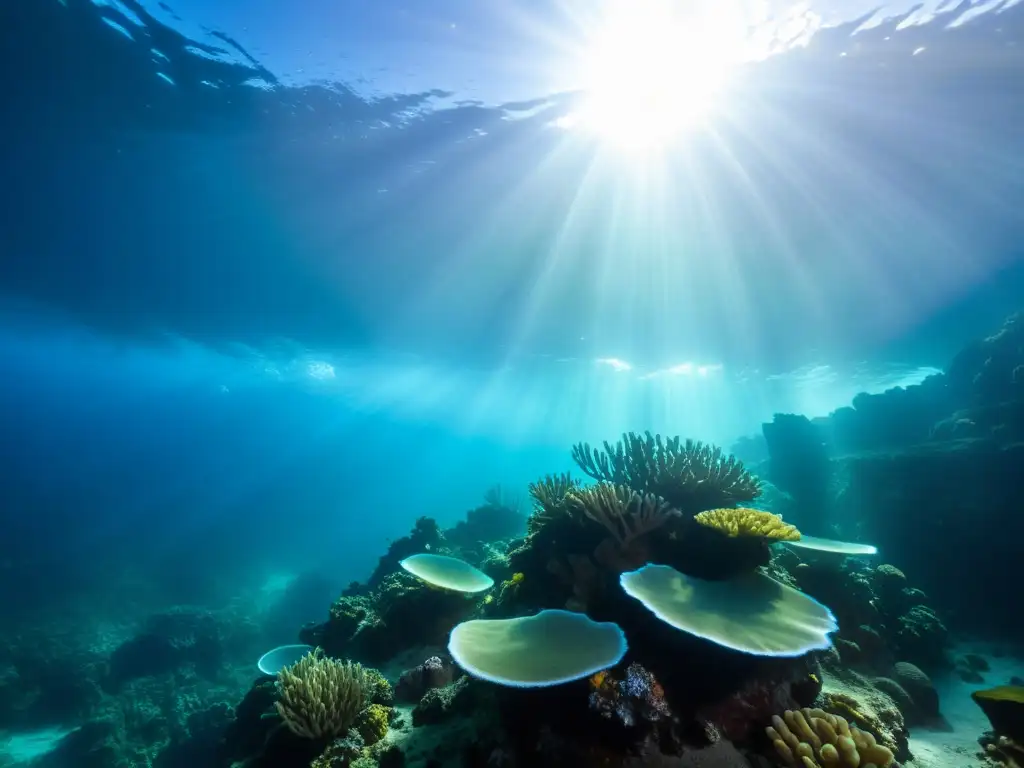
[1,1,1022,767]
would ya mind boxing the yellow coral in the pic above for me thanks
[361,666,393,706]
[355,703,392,746]
[766,708,894,768]
[275,651,369,739]
[695,507,800,541]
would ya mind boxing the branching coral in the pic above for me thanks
[275,650,369,739]
[767,708,894,768]
[695,508,801,541]
[566,482,679,546]
[527,472,580,532]
[571,432,762,515]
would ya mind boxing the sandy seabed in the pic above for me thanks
[907,644,1023,768]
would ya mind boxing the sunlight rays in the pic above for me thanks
[361,0,1003,444]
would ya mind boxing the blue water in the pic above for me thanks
[1,0,1020,611]
[0,0,1023,764]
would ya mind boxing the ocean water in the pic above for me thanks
[1,1,1022,767]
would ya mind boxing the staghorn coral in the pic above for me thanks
[571,431,762,515]
[566,482,679,546]
[695,507,801,541]
[275,650,369,739]
[767,708,894,768]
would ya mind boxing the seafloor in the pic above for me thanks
[2,311,1023,768]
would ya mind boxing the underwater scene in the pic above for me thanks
[2,0,1024,767]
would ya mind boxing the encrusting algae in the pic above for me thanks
[695,507,801,541]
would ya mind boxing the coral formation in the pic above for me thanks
[694,507,801,541]
[767,708,895,768]
[788,557,950,674]
[566,482,680,546]
[620,564,837,656]
[399,553,495,593]
[816,666,909,760]
[447,609,628,687]
[394,655,454,703]
[588,662,672,727]
[527,472,580,531]
[571,431,763,513]
[274,651,369,739]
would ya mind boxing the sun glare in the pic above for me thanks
[571,1,748,152]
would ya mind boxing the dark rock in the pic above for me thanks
[412,677,480,726]
[395,656,455,703]
[893,661,940,717]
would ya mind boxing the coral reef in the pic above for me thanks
[21,338,1020,768]
[787,557,950,673]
